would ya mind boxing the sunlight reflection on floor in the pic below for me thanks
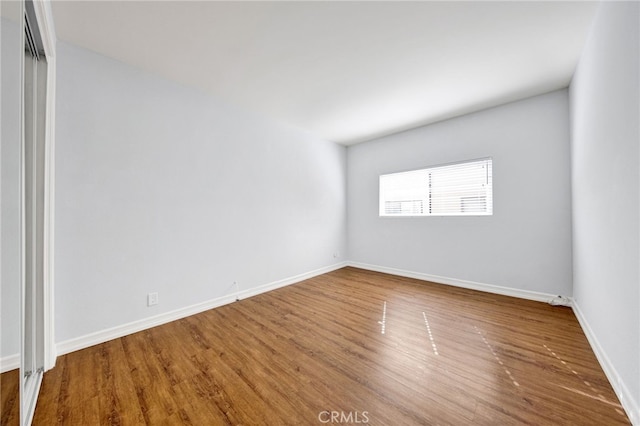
[474,325,519,387]
[422,311,439,355]
[543,343,626,418]
[378,301,387,334]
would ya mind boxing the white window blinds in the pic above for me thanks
[379,158,493,217]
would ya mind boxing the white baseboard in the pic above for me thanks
[0,353,19,373]
[347,261,561,303]
[56,262,348,357]
[572,300,639,425]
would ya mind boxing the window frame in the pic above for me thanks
[379,157,493,218]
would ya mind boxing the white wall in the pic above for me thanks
[569,1,639,422]
[347,90,573,297]
[55,42,347,344]
[1,16,22,369]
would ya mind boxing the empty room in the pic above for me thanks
[1,1,638,425]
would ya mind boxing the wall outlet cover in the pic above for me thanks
[147,292,159,306]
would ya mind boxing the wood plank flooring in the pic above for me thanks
[1,368,19,425]
[27,267,631,424]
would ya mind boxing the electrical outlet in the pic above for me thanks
[147,292,159,306]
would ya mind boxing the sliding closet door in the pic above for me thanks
[21,3,47,423]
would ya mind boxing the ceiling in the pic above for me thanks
[51,1,599,145]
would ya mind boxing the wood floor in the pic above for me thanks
[17,267,631,424]
[1,368,19,425]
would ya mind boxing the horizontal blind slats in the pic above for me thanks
[379,158,492,217]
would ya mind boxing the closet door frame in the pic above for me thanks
[26,0,55,375]
[20,1,56,424]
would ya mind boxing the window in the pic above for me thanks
[379,158,493,217]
